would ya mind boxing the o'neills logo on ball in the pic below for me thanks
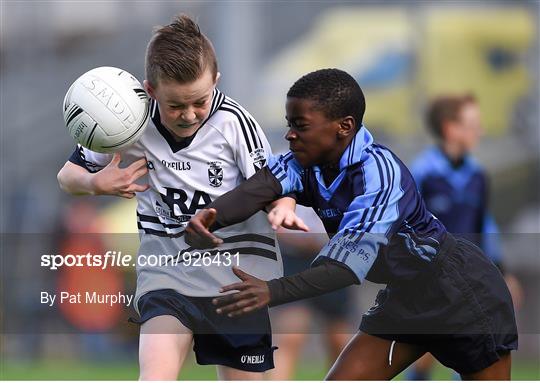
[83,77,136,125]
[241,354,265,364]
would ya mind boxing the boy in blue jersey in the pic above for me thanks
[407,94,523,380]
[412,94,502,267]
[185,69,518,380]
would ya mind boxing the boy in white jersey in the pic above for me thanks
[57,14,293,380]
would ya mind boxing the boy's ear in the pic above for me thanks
[337,116,356,138]
[143,80,156,99]
[215,72,221,85]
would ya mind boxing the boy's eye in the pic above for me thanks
[286,122,307,130]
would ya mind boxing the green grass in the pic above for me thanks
[1,359,538,380]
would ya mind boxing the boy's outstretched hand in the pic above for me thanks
[185,208,224,248]
[266,197,309,232]
[212,267,270,317]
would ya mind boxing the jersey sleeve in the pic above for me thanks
[220,102,273,178]
[267,260,359,307]
[68,144,113,173]
[267,152,304,195]
[312,152,405,282]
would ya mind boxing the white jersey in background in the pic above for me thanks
[69,89,282,306]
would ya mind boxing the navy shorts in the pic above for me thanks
[360,235,518,375]
[130,289,276,372]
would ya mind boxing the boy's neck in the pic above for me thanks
[321,163,340,186]
[439,143,466,168]
[164,123,200,142]
[320,138,351,185]
[171,130,196,142]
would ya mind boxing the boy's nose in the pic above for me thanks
[181,109,196,122]
[285,130,296,141]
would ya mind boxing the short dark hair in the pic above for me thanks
[287,69,366,127]
[145,14,218,87]
[426,94,477,138]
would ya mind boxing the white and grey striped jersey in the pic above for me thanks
[69,88,282,303]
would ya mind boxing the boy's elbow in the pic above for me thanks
[57,162,94,196]
[57,166,69,193]
[57,163,76,194]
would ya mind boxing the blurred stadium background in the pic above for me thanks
[1,1,539,380]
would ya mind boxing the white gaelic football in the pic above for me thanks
[63,66,150,153]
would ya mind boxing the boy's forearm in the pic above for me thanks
[267,260,359,307]
[57,161,96,195]
[208,166,283,229]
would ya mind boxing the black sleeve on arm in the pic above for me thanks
[267,260,359,307]
[209,166,283,230]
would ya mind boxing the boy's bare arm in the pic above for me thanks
[57,161,100,196]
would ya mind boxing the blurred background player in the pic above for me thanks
[270,206,354,380]
[408,94,524,380]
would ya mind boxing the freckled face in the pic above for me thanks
[145,68,218,138]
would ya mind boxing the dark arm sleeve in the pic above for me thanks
[267,260,359,307]
[209,166,283,230]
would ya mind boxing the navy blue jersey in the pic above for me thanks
[410,146,501,263]
[268,126,447,284]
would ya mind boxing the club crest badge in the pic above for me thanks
[207,161,223,187]
[250,148,267,171]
